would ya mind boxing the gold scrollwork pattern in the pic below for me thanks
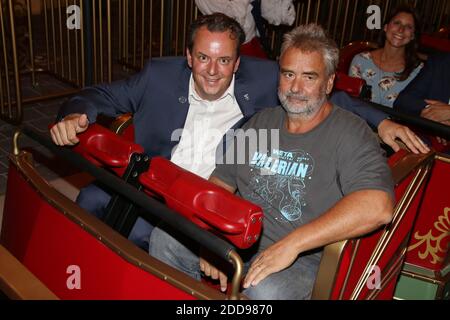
[407,208,450,264]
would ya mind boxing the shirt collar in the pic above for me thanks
[188,74,235,103]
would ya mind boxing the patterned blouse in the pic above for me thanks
[349,52,423,108]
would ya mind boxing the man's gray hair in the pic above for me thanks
[281,24,339,76]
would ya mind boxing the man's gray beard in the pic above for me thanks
[278,89,327,120]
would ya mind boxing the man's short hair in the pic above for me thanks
[187,13,246,56]
[281,24,339,77]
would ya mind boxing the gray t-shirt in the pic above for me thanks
[212,105,394,258]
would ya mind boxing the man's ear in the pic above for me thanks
[326,73,336,95]
[233,56,241,73]
[186,48,193,68]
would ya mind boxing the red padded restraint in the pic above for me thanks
[139,157,264,249]
[72,124,144,177]
[334,72,366,98]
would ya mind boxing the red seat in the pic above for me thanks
[240,37,268,59]
[71,120,263,250]
[110,113,135,142]
[420,34,450,53]
[139,157,263,249]
[434,27,450,39]
[334,72,369,98]
[312,150,435,300]
[337,41,378,74]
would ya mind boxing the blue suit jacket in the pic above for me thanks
[58,56,280,158]
[394,53,450,115]
[59,56,387,158]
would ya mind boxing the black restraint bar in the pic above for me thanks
[21,126,235,262]
[368,101,450,139]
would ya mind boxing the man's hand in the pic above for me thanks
[50,113,89,146]
[200,257,228,292]
[421,101,450,146]
[243,236,299,289]
[377,119,430,154]
[421,100,450,123]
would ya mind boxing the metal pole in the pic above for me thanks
[58,0,65,78]
[8,0,22,123]
[140,0,145,68]
[92,0,97,83]
[163,0,174,56]
[82,0,93,86]
[43,0,50,71]
[0,0,12,115]
[26,0,36,86]
[74,0,80,86]
[50,0,57,73]
[132,0,136,66]
[107,0,112,82]
[66,0,72,82]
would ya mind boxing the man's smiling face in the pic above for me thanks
[187,26,240,101]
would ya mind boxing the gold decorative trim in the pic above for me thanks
[407,208,450,264]
[313,152,434,300]
[400,269,447,285]
[13,130,21,156]
[110,113,133,135]
[391,152,434,185]
[339,240,360,299]
[366,243,408,300]
[350,162,432,299]
[311,240,348,300]
[435,154,450,164]
[228,251,244,300]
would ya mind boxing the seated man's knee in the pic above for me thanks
[149,227,183,261]
[76,184,112,218]
[243,276,287,300]
[128,217,154,251]
[149,227,201,280]
[77,184,155,251]
[242,268,314,300]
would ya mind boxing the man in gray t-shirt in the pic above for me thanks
[149,24,394,300]
[213,105,394,259]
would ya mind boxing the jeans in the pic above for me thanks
[149,226,319,300]
[77,183,155,250]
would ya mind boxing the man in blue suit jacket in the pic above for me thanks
[394,53,450,141]
[51,13,427,250]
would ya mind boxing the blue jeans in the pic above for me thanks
[77,183,155,250]
[149,226,319,300]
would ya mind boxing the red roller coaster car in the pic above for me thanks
[0,122,448,300]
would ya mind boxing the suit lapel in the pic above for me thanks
[174,62,192,128]
[234,70,256,119]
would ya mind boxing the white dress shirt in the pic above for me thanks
[170,75,243,178]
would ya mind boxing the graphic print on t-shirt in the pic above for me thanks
[249,148,315,222]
